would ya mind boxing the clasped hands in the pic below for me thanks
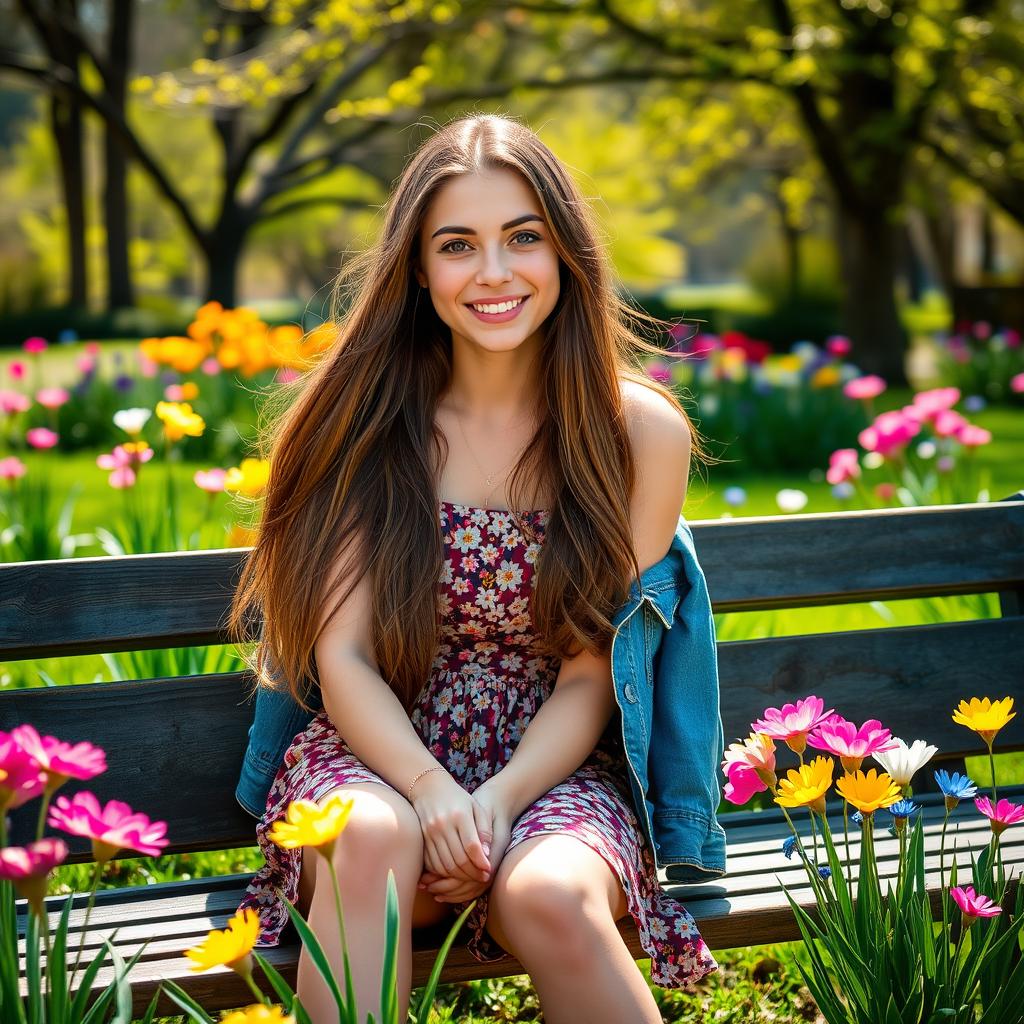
[411,774,513,904]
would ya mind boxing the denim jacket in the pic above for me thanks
[235,514,727,885]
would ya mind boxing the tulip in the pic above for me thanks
[835,769,902,815]
[268,793,355,862]
[774,757,834,815]
[47,791,168,863]
[753,696,834,756]
[0,731,47,810]
[0,838,68,916]
[974,796,1024,837]
[871,737,937,789]
[843,375,886,400]
[184,907,261,984]
[807,716,900,772]
[26,427,59,449]
[952,697,1015,749]
[950,884,1002,927]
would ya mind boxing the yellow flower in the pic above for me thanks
[219,1005,295,1024]
[226,523,259,548]
[836,768,902,815]
[224,458,271,498]
[774,756,834,815]
[155,401,206,442]
[810,365,841,388]
[184,908,260,978]
[268,793,354,861]
[952,697,1015,747]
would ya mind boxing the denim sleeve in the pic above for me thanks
[234,633,323,818]
[647,562,727,880]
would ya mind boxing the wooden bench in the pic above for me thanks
[5,493,1023,1017]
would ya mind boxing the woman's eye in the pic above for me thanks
[439,232,540,254]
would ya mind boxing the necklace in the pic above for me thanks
[450,404,534,508]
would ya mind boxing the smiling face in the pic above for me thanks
[416,168,561,355]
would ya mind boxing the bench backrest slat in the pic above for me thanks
[2,500,1022,659]
[4,615,1020,862]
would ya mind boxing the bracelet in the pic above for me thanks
[407,765,446,802]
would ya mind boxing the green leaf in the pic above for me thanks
[69,942,113,1022]
[106,938,134,1024]
[158,979,216,1023]
[137,989,162,1024]
[411,898,478,1024]
[281,893,349,1020]
[253,953,313,1024]
[47,893,74,1024]
[379,872,399,1024]
[25,910,42,1024]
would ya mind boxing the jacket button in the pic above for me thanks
[623,682,637,703]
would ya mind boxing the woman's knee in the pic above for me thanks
[320,783,424,873]
[486,854,614,965]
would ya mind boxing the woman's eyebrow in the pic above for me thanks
[431,213,544,239]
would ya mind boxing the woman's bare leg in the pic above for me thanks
[293,783,455,1024]
[485,834,661,1024]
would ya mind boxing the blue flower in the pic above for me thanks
[831,482,855,500]
[888,799,919,819]
[782,835,798,860]
[964,395,986,413]
[818,866,832,881]
[933,770,977,801]
[851,811,864,826]
[724,486,747,507]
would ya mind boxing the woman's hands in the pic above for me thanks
[416,780,514,904]
[409,769,494,891]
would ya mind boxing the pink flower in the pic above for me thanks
[76,356,96,373]
[97,443,153,488]
[85,341,101,356]
[973,321,991,341]
[905,387,960,424]
[956,424,992,447]
[26,427,59,449]
[974,796,1024,836]
[827,448,861,485]
[950,885,1002,927]
[0,838,69,914]
[200,357,221,376]
[723,762,767,805]
[1011,373,1024,394]
[843,375,886,400]
[47,791,169,863]
[0,389,31,414]
[932,409,969,438]
[0,456,26,480]
[194,468,227,493]
[807,716,900,772]
[11,724,106,792]
[138,355,159,379]
[8,361,26,380]
[163,383,186,401]
[275,368,301,384]
[0,731,47,810]
[752,696,834,756]
[646,362,672,384]
[826,335,851,357]
[721,733,777,804]
[35,387,71,409]
[23,337,48,354]
[875,482,897,502]
[858,410,920,458]
[1005,329,1020,349]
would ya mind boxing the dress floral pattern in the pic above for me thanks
[236,500,718,989]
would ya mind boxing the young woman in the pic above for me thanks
[229,112,720,1024]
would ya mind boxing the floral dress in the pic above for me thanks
[235,500,718,989]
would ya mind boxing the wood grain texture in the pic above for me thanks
[17,787,1023,1016]
[2,499,1021,657]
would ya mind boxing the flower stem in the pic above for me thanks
[69,861,104,986]
[35,789,53,843]
[987,745,998,804]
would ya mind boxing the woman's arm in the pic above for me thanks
[315,531,492,883]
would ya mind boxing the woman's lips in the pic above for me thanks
[465,295,529,324]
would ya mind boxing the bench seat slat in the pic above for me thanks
[19,786,1023,1016]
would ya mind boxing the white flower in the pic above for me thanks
[113,407,152,436]
[872,737,938,787]
[776,488,808,513]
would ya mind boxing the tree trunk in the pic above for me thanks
[103,0,135,310]
[835,204,908,384]
[49,89,87,307]
[202,211,251,306]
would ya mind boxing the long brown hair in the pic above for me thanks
[227,112,715,713]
